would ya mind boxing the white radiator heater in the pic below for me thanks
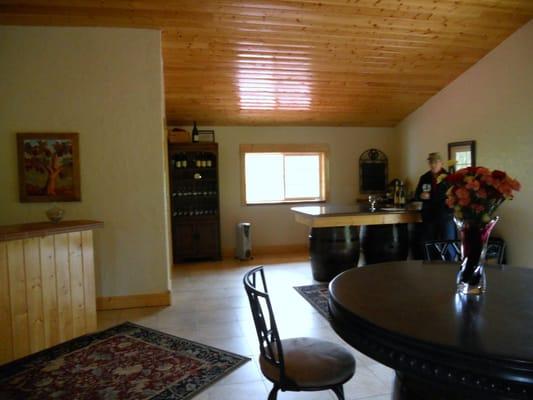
[235,222,252,260]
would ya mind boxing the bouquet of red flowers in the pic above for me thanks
[445,167,521,222]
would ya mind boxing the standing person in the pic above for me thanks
[415,152,456,256]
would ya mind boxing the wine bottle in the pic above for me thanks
[399,183,406,207]
[192,121,199,143]
[393,182,400,206]
[182,153,188,168]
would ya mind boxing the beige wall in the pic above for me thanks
[3,19,529,280]
[0,26,172,297]
[398,20,533,266]
[179,126,399,252]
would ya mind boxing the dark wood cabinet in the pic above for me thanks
[168,143,221,262]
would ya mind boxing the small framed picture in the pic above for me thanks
[197,130,215,143]
[17,132,81,202]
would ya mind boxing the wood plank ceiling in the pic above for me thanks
[1,1,532,126]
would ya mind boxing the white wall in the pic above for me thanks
[180,126,399,252]
[0,26,171,297]
[398,20,533,266]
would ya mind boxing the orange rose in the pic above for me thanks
[476,167,490,176]
[456,187,470,199]
[458,197,471,207]
[465,180,480,191]
[509,178,521,191]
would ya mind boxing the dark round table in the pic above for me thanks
[328,261,533,400]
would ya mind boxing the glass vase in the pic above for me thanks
[454,216,499,295]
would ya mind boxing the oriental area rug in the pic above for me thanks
[294,283,330,320]
[0,322,249,400]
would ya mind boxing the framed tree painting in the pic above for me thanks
[17,133,81,202]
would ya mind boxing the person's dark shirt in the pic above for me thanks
[414,169,453,222]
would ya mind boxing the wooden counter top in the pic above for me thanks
[0,220,104,242]
[291,205,421,228]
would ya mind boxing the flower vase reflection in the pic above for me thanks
[454,293,484,351]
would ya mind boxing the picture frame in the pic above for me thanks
[197,130,215,143]
[17,132,81,202]
[448,140,476,173]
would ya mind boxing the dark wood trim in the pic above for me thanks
[0,220,103,242]
[448,140,476,171]
[169,142,218,152]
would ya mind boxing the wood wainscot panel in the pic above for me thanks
[0,221,101,365]
[0,241,14,364]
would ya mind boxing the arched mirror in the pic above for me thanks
[359,149,388,194]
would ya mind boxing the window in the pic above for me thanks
[448,141,476,172]
[240,144,329,205]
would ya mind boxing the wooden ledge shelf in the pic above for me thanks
[0,220,103,242]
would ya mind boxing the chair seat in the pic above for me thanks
[259,337,356,389]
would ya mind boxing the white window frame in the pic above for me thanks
[240,144,330,205]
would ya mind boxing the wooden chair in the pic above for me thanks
[243,266,355,400]
[424,239,506,264]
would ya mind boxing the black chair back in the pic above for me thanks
[243,266,286,383]
[424,240,461,262]
[424,239,505,264]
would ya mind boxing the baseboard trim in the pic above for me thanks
[96,290,171,310]
[222,243,309,258]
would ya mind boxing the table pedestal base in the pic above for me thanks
[393,372,516,400]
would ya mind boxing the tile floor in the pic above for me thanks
[97,255,396,400]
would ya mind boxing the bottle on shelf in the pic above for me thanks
[399,182,406,207]
[192,121,199,143]
[174,153,188,169]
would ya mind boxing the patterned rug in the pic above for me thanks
[294,283,330,320]
[0,322,249,400]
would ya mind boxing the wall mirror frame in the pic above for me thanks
[359,148,388,194]
[448,140,476,173]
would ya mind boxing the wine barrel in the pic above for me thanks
[410,223,425,260]
[362,224,408,265]
[309,226,359,282]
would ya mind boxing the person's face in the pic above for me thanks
[429,159,443,174]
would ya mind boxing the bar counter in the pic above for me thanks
[291,204,421,227]
[291,205,422,281]
[0,220,103,365]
